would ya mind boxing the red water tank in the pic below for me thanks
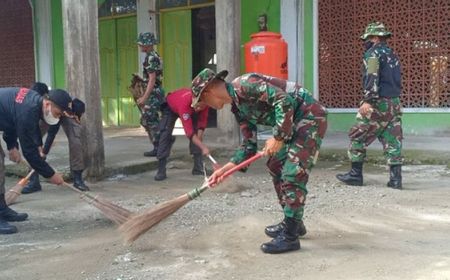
[244,32,288,79]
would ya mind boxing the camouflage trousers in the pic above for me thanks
[348,97,403,165]
[266,102,328,222]
[140,87,164,144]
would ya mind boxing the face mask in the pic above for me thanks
[44,104,60,125]
[363,40,374,50]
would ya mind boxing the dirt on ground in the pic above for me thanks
[1,159,450,280]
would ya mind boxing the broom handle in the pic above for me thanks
[220,151,264,180]
[21,169,35,183]
[188,152,264,200]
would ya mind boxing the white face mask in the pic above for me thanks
[44,104,60,125]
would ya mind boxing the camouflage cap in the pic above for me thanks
[191,68,228,108]
[136,32,158,46]
[361,22,392,40]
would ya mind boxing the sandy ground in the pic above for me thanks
[1,159,450,280]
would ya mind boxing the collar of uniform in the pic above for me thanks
[226,82,239,105]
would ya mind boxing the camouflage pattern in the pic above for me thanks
[348,97,403,165]
[141,50,165,144]
[191,68,228,107]
[362,42,401,102]
[136,32,158,46]
[360,22,392,40]
[226,73,328,221]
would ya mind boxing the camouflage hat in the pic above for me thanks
[360,22,392,40]
[191,68,228,108]
[136,32,158,46]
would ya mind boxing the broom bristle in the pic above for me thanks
[5,177,29,205]
[77,192,132,225]
[119,194,191,243]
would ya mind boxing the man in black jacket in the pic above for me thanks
[0,87,70,234]
[21,83,89,193]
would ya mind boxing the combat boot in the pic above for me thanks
[265,218,307,238]
[73,170,90,192]
[144,141,159,157]
[336,162,363,186]
[21,172,42,194]
[0,194,28,222]
[261,217,301,254]
[192,154,204,176]
[387,165,402,189]
[155,158,167,181]
[0,219,17,234]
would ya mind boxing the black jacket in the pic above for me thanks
[0,87,55,178]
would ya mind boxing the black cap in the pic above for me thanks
[47,89,72,113]
[31,82,49,96]
[72,98,85,118]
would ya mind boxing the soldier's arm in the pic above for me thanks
[362,52,381,103]
[230,104,257,166]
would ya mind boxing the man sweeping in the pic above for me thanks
[154,88,210,181]
[21,85,89,193]
[191,69,328,254]
[0,87,70,234]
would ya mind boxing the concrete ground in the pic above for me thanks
[1,126,450,280]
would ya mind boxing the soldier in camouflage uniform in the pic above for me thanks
[336,22,403,189]
[136,32,165,157]
[191,68,328,254]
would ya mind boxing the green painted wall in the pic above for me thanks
[241,0,280,73]
[51,0,65,89]
[328,112,450,135]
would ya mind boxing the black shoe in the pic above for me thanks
[73,170,90,192]
[21,172,42,194]
[0,219,18,234]
[336,162,363,186]
[0,207,28,222]
[143,149,157,157]
[387,165,402,189]
[261,217,301,254]
[154,158,167,181]
[265,219,307,238]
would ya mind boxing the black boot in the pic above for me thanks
[336,162,363,186]
[144,141,159,157]
[21,172,42,194]
[265,218,307,238]
[0,218,17,234]
[261,217,301,254]
[73,170,90,192]
[387,165,402,189]
[0,193,28,222]
[192,154,204,176]
[155,158,167,181]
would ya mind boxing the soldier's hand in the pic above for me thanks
[264,137,284,156]
[137,96,146,107]
[359,102,373,117]
[8,148,22,163]
[201,146,210,156]
[207,162,236,187]
[50,173,64,185]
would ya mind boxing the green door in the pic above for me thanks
[99,16,139,126]
[161,10,192,92]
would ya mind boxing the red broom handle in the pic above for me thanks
[18,170,35,185]
[209,151,264,185]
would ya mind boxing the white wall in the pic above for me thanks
[33,0,54,87]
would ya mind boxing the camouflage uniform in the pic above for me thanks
[137,32,164,145]
[348,22,403,165]
[193,70,328,222]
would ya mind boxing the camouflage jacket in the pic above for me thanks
[362,42,401,103]
[227,73,322,164]
[143,50,163,88]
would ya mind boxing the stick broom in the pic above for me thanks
[119,152,264,243]
[5,170,35,205]
[63,182,132,225]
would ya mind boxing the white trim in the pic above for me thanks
[328,108,450,113]
[313,0,319,99]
